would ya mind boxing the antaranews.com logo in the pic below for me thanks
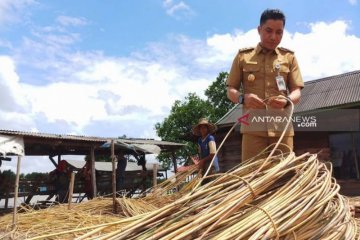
[251,115,317,128]
[238,112,317,128]
[238,109,359,132]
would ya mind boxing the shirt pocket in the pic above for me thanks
[243,62,260,87]
[278,63,290,79]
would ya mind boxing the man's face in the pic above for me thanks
[199,125,209,136]
[257,19,284,50]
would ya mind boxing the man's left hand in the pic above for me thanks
[267,97,287,109]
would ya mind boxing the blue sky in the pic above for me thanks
[1,0,360,173]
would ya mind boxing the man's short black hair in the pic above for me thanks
[260,9,286,26]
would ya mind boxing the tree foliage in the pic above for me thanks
[205,72,234,121]
[155,72,233,168]
[155,93,213,168]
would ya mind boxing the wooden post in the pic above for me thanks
[68,172,75,210]
[352,133,360,179]
[5,197,9,209]
[90,147,97,198]
[171,151,180,192]
[171,151,178,174]
[111,140,117,213]
[12,156,22,230]
[48,155,57,168]
[153,164,158,187]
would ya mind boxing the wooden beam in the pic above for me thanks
[171,151,178,174]
[49,155,57,168]
[111,140,117,213]
[68,172,75,210]
[12,156,22,230]
[90,147,97,197]
[352,133,359,179]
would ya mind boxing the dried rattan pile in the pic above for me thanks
[1,151,358,239]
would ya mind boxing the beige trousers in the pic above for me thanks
[241,134,293,162]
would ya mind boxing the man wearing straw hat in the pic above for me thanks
[192,118,220,182]
[226,9,304,161]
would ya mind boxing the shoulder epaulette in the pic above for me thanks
[278,47,294,53]
[238,47,254,53]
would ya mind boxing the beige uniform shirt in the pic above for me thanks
[227,43,304,137]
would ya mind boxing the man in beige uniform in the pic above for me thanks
[226,9,304,161]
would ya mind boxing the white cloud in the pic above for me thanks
[0,110,35,131]
[349,0,357,5]
[0,56,30,112]
[6,29,211,136]
[163,0,194,19]
[24,82,108,129]
[0,0,35,25]
[56,16,88,27]
[196,29,259,67]
[202,20,360,81]
[281,20,360,80]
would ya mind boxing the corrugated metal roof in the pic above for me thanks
[215,104,243,127]
[0,129,184,146]
[295,70,360,113]
[0,129,108,142]
[0,129,184,156]
[217,70,360,126]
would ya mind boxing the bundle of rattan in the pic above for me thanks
[4,151,356,239]
[87,152,357,240]
[0,167,201,239]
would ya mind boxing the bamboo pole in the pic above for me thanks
[68,172,75,210]
[90,147,97,198]
[111,140,117,213]
[12,155,22,230]
[153,164,158,187]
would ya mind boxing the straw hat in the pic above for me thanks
[192,118,217,136]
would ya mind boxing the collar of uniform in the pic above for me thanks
[256,43,279,55]
[255,44,263,54]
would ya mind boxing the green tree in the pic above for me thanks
[84,154,111,162]
[205,72,234,121]
[155,93,213,167]
[155,72,234,168]
[23,172,49,181]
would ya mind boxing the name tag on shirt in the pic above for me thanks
[275,76,287,91]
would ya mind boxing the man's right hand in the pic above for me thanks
[244,93,266,109]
